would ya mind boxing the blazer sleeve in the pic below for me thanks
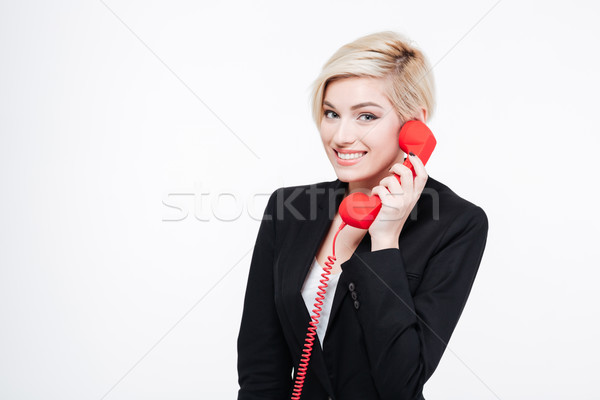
[340,205,489,400]
[237,189,293,400]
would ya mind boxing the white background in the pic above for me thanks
[1,0,599,399]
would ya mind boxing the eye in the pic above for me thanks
[324,110,339,119]
[358,113,378,121]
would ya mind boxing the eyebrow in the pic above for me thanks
[323,100,384,110]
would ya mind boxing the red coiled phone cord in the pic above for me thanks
[290,221,347,400]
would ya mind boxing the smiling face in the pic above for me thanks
[319,76,405,193]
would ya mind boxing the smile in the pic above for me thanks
[335,150,367,160]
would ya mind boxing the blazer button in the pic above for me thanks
[354,300,360,309]
[348,282,355,291]
[351,291,358,300]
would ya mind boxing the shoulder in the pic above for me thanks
[263,179,342,222]
[422,176,487,220]
[409,176,488,250]
[395,176,488,271]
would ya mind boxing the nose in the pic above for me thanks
[332,118,359,146]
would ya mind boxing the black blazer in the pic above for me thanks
[237,177,488,400]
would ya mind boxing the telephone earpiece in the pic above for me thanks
[338,120,437,229]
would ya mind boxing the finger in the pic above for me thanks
[379,175,403,195]
[371,186,403,214]
[408,152,428,191]
[389,163,414,193]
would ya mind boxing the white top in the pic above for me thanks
[301,257,342,347]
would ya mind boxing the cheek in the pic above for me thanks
[370,130,401,160]
[369,125,398,148]
[319,125,333,144]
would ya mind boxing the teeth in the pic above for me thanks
[337,151,366,160]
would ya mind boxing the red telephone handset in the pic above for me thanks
[339,120,437,229]
[291,120,436,400]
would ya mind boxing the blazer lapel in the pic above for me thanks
[279,178,347,396]
[324,231,372,342]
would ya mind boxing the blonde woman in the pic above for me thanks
[237,31,488,400]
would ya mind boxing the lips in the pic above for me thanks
[334,149,367,165]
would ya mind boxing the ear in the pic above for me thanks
[417,107,428,123]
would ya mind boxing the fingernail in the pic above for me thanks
[409,152,416,157]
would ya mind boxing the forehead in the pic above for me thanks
[324,76,391,106]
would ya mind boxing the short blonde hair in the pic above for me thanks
[310,31,436,127]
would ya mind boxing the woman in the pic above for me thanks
[237,31,488,400]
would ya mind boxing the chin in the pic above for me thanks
[333,168,368,184]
